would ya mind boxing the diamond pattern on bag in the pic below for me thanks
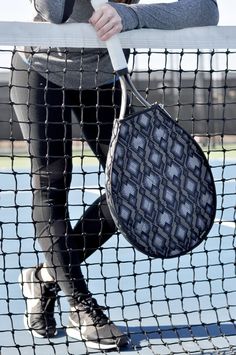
[105,104,216,258]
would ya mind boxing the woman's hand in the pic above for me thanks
[89,4,123,41]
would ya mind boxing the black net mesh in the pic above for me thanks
[0,31,235,355]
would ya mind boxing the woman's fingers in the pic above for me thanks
[89,4,123,41]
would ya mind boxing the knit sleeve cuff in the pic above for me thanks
[109,3,139,31]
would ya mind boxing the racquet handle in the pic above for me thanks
[91,0,128,74]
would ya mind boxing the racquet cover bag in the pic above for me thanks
[91,0,217,259]
[105,104,216,258]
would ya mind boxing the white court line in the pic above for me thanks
[214,219,236,229]
[0,186,103,196]
[81,188,102,195]
[215,179,236,184]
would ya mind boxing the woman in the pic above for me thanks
[13,0,219,350]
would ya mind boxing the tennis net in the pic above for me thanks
[0,22,235,355]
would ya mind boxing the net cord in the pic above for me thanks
[0,22,235,49]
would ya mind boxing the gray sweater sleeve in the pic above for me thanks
[110,0,219,31]
[31,0,219,28]
[31,0,75,23]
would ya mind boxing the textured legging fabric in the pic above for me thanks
[11,54,121,302]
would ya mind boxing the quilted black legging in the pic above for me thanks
[11,53,121,303]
